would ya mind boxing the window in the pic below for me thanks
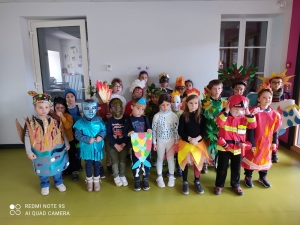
[219,19,269,87]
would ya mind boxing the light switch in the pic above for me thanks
[107,64,112,71]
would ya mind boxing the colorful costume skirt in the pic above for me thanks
[177,139,211,171]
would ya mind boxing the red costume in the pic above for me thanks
[242,106,282,171]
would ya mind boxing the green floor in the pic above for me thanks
[1,147,300,225]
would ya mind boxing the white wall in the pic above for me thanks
[0,1,293,144]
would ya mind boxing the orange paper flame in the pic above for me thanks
[95,80,112,103]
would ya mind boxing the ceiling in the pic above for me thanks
[0,0,279,3]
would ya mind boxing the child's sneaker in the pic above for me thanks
[182,181,189,195]
[271,153,279,163]
[107,166,113,175]
[41,187,49,196]
[114,176,123,187]
[232,186,244,196]
[120,176,128,186]
[142,178,150,191]
[134,180,141,191]
[176,167,182,177]
[156,176,165,188]
[194,180,204,194]
[100,166,106,179]
[165,170,170,178]
[244,176,254,188]
[201,163,208,174]
[167,176,175,187]
[214,186,222,195]
[258,177,271,188]
[72,171,79,182]
[56,184,66,192]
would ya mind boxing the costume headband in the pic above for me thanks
[186,88,200,97]
[134,97,146,106]
[28,91,52,105]
[137,66,149,70]
[257,83,271,94]
[175,76,185,87]
[258,69,294,86]
[130,79,146,92]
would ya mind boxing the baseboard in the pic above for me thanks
[0,144,24,149]
[279,140,290,150]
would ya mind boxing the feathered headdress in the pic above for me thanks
[175,76,185,87]
[130,79,146,92]
[258,69,294,86]
[170,91,181,103]
[186,88,200,97]
[95,80,112,103]
[218,63,257,88]
[28,91,52,105]
[159,72,170,83]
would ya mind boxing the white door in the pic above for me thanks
[30,19,90,101]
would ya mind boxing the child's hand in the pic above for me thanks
[189,138,198,146]
[66,145,70,151]
[27,153,37,160]
[147,129,152,133]
[245,107,250,115]
[271,144,277,151]
[251,147,256,152]
[90,138,95,144]
[56,111,63,117]
[121,143,126,148]
[128,131,134,137]
[153,144,157,151]
[188,136,192,142]
[225,102,230,113]
[114,144,123,152]
[96,136,102,142]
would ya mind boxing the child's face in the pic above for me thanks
[270,78,282,91]
[34,102,51,118]
[230,107,245,117]
[160,82,169,88]
[66,93,75,105]
[187,97,199,112]
[131,104,146,117]
[139,73,148,84]
[258,91,272,108]
[211,84,223,99]
[151,95,159,105]
[185,82,193,91]
[54,103,66,114]
[233,85,245,95]
[112,82,122,94]
[175,86,185,96]
[133,88,143,99]
[160,101,171,113]
[110,100,123,118]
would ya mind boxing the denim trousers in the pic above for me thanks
[85,160,101,177]
[39,172,63,188]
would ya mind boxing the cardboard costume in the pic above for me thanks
[16,92,69,176]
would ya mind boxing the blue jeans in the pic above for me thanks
[39,173,63,188]
[85,160,101,177]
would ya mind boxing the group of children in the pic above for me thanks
[18,69,290,196]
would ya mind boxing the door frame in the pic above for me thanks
[29,19,89,98]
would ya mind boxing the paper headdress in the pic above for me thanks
[28,91,52,105]
[146,83,163,99]
[130,79,146,92]
[186,88,200,97]
[175,76,185,87]
[159,72,170,83]
[258,70,294,86]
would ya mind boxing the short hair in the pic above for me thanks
[139,71,148,78]
[158,93,171,106]
[133,86,143,92]
[111,78,123,87]
[207,79,223,90]
[84,99,95,103]
[257,88,273,98]
[185,80,193,86]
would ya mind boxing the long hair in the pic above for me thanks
[183,95,201,124]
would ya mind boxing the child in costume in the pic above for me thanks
[73,99,106,192]
[123,97,152,191]
[16,92,70,196]
[145,83,162,125]
[106,98,129,187]
[110,78,127,112]
[242,86,282,188]
[201,79,227,172]
[138,68,149,95]
[159,72,173,94]
[164,91,183,178]
[52,97,81,181]
[124,79,145,116]
[152,94,179,188]
[183,79,193,99]
[258,70,294,163]
[174,76,186,100]
[178,88,210,195]
[214,94,256,196]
